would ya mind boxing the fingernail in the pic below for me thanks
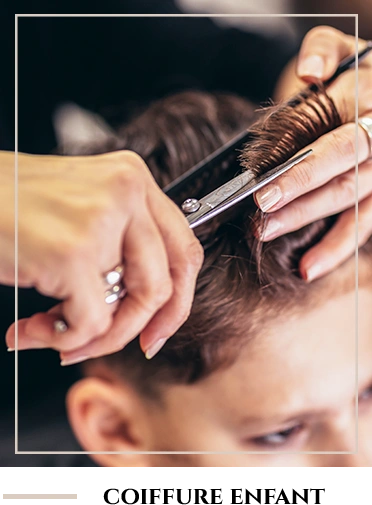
[255,185,282,212]
[60,355,90,367]
[261,218,282,240]
[7,348,15,352]
[304,262,323,282]
[298,55,325,78]
[145,338,167,360]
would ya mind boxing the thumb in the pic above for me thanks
[297,27,355,82]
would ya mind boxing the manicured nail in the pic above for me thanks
[7,348,15,352]
[255,185,282,212]
[60,355,90,367]
[145,338,167,360]
[298,55,325,78]
[304,262,324,282]
[261,218,282,240]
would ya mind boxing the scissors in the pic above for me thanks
[163,42,372,230]
[179,149,312,229]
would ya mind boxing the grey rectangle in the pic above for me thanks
[0,488,80,505]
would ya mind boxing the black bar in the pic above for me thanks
[163,130,253,198]
[164,42,372,200]
[324,40,372,87]
[96,488,328,505]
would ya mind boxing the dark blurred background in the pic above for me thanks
[178,0,370,39]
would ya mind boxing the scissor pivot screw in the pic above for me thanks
[182,198,201,214]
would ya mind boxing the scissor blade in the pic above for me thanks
[184,169,257,227]
[188,149,312,229]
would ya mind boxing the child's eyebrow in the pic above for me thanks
[237,407,333,428]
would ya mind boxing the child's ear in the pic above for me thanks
[66,377,152,467]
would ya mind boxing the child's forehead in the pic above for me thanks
[156,290,367,439]
[181,289,359,402]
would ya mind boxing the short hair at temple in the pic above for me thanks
[79,87,372,395]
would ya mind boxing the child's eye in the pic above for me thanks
[250,424,305,448]
[359,383,372,403]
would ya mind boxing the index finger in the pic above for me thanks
[59,207,174,364]
[254,121,371,213]
[139,189,203,357]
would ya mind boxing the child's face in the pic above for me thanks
[68,287,372,467]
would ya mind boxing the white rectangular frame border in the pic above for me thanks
[14,13,358,455]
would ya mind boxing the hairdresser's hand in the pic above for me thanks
[297,26,372,122]
[275,26,372,117]
[4,151,203,363]
[255,27,372,281]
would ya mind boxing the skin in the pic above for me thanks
[67,278,372,467]
[3,151,203,362]
[3,26,372,364]
[260,27,372,281]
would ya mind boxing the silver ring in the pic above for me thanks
[103,264,124,286]
[103,263,126,304]
[358,117,372,158]
[104,283,126,304]
[54,319,68,333]
[53,264,126,333]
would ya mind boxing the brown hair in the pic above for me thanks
[82,88,369,395]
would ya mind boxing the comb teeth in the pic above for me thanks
[239,83,342,176]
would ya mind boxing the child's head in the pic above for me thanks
[66,90,372,467]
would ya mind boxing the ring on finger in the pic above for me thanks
[54,263,127,332]
[358,117,372,158]
[103,263,126,304]
[104,282,126,304]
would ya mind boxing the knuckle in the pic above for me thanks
[139,276,173,313]
[106,171,148,210]
[93,315,112,336]
[81,313,110,337]
[329,125,356,161]
[185,239,204,271]
[59,243,92,274]
[109,340,128,355]
[109,166,143,194]
[104,152,149,190]
[290,161,314,193]
[105,149,145,168]
[109,151,150,189]
[121,150,148,171]
[335,173,356,205]
[33,267,62,296]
